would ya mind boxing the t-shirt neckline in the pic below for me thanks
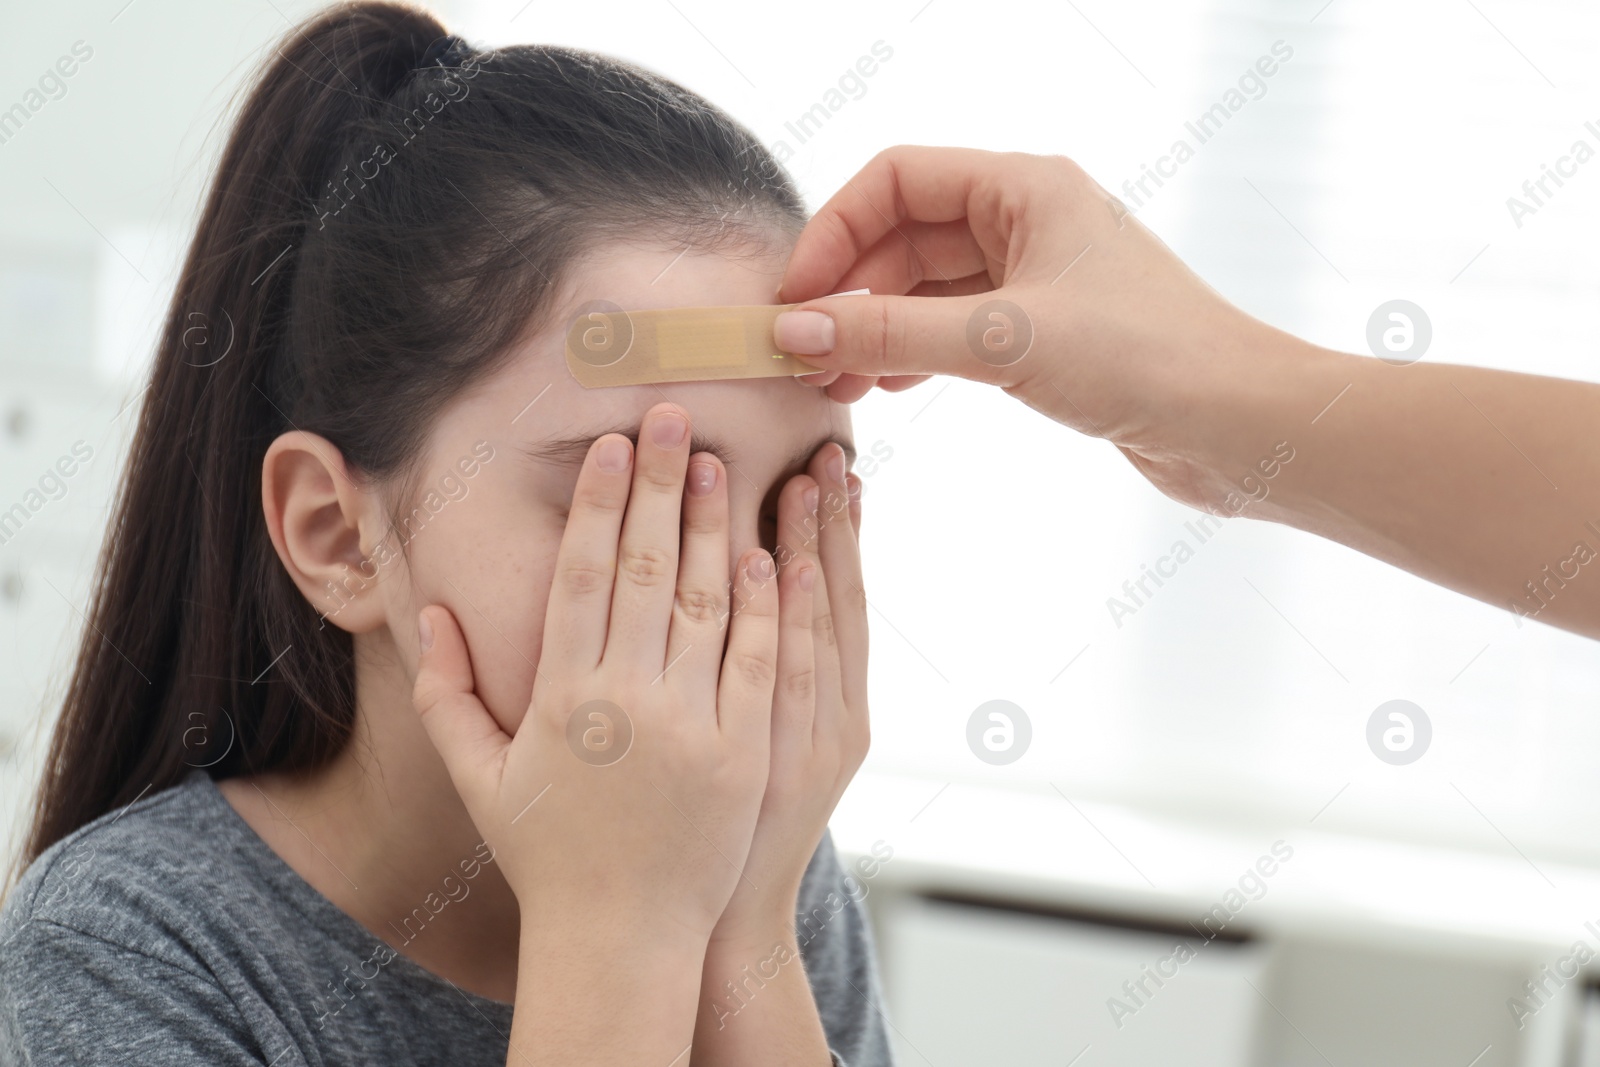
[184,768,515,1013]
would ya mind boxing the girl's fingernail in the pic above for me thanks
[803,484,820,512]
[798,562,815,593]
[774,310,836,356]
[418,611,434,653]
[687,461,717,496]
[752,551,776,580]
[826,445,846,485]
[651,411,688,448]
[846,473,862,499]
[596,437,632,472]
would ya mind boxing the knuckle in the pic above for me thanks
[576,486,628,516]
[619,545,673,587]
[637,460,682,493]
[813,610,838,650]
[780,666,816,703]
[675,586,724,626]
[730,650,776,691]
[838,576,867,616]
[558,559,612,598]
[872,300,903,376]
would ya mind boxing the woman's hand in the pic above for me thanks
[691,445,869,1063]
[776,145,1600,642]
[411,401,779,1063]
[774,144,1305,517]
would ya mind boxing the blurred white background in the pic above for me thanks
[4,1,1600,1064]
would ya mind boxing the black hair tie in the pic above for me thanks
[417,35,470,70]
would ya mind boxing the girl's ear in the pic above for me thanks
[261,431,392,634]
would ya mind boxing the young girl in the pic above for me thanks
[0,4,890,1064]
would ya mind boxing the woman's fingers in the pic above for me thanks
[413,605,512,819]
[665,452,731,701]
[778,145,1010,303]
[827,219,995,299]
[908,272,1000,299]
[718,549,781,745]
[823,373,882,405]
[538,432,634,673]
[604,403,693,674]
[776,291,1013,386]
[876,374,934,393]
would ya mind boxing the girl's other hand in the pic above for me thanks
[710,449,869,948]
[689,452,869,1064]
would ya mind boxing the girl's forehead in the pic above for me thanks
[449,240,850,475]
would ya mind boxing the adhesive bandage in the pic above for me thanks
[563,290,867,388]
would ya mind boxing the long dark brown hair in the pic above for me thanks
[14,1,802,880]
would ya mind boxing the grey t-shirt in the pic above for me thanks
[0,770,893,1066]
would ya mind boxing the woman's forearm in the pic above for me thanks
[690,929,831,1066]
[1198,326,1600,638]
[509,923,706,1067]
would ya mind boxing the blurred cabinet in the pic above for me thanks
[875,894,1266,1066]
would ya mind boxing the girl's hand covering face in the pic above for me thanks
[412,400,782,943]
[410,399,871,950]
[711,444,870,948]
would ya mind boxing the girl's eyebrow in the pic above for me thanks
[519,426,856,473]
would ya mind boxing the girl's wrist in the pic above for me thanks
[519,903,712,971]
[513,921,707,1060]
[707,879,804,953]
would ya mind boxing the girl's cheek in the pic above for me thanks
[409,507,565,732]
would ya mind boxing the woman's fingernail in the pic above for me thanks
[846,473,862,500]
[418,611,434,653]
[752,551,776,581]
[688,461,717,496]
[826,445,846,485]
[596,437,632,472]
[798,562,815,593]
[803,484,820,513]
[651,411,688,448]
[775,310,836,356]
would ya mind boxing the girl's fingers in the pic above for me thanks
[846,472,863,532]
[538,433,634,673]
[718,549,781,746]
[778,145,1007,303]
[413,605,513,820]
[809,445,869,717]
[772,552,818,760]
[775,473,844,739]
[665,452,730,703]
[604,403,693,674]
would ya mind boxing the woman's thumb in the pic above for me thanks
[774,293,1037,386]
[412,605,510,816]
